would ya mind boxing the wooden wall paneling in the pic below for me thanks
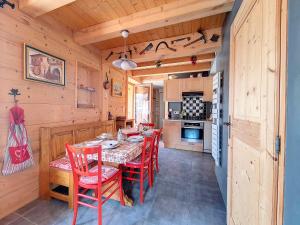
[101,64,127,120]
[0,6,103,219]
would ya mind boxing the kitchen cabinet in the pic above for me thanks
[163,119,204,152]
[182,78,204,92]
[164,79,182,102]
[163,120,181,148]
[164,77,213,102]
[203,76,213,101]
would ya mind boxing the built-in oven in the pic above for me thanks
[181,121,204,143]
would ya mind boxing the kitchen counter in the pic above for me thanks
[163,119,212,152]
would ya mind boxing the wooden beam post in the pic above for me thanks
[74,0,234,45]
[132,62,212,77]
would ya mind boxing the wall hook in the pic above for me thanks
[0,0,15,9]
[9,88,21,104]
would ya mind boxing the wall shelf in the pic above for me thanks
[77,86,96,93]
[77,103,96,109]
[75,61,101,109]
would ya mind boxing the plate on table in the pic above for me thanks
[96,133,113,140]
[101,140,120,149]
[85,140,103,146]
[73,140,102,148]
[127,135,144,143]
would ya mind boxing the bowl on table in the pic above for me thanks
[101,140,120,149]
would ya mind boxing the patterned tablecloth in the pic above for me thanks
[101,141,143,164]
[74,140,143,164]
[121,128,158,137]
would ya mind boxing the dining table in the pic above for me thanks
[73,138,144,206]
[121,127,158,138]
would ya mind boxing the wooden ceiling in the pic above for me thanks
[47,0,178,30]
[93,14,226,50]
[45,0,227,50]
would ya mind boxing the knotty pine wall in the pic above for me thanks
[0,5,114,218]
[101,64,127,120]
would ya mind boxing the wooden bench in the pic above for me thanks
[39,120,115,208]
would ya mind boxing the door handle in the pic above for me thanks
[225,115,231,138]
[223,122,231,126]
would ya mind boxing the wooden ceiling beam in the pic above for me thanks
[19,0,76,17]
[74,0,234,45]
[132,62,211,77]
[101,28,222,64]
[137,53,215,68]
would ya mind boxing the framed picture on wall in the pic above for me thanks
[111,78,123,97]
[24,44,66,86]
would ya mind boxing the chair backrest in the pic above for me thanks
[139,123,155,131]
[66,144,101,180]
[140,135,155,166]
[153,128,162,153]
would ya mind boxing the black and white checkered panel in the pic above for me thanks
[182,96,204,117]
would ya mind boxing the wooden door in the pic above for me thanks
[228,0,280,225]
[135,84,153,124]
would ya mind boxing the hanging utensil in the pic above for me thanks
[103,72,110,90]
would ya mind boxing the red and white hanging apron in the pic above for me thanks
[2,106,34,175]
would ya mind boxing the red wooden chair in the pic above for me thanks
[122,135,155,204]
[152,129,162,180]
[139,123,155,130]
[66,144,124,225]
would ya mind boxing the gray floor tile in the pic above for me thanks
[0,213,22,225]
[2,146,226,225]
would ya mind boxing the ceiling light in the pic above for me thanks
[112,30,137,71]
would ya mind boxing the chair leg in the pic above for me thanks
[155,157,159,173]
[72,187,78,225]
[69,175,74,209]
[149,165,153,188]
[98,189,102,225]
[119,172,125,206]
[140,171,144,204]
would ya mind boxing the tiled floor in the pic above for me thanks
[0,147,226,225]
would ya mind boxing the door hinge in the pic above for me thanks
[275,135,281,155]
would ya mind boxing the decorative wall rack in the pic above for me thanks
[0,0,15,9]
